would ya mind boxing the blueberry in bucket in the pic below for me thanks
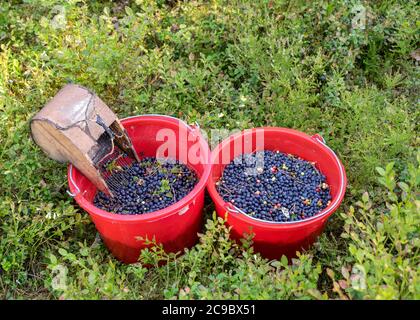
[216,150,332,222]
[93,157,198,215]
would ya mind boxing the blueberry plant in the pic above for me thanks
[0,0,418,299]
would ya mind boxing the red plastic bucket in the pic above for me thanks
[68,115,211,264]
[207,127,347,260]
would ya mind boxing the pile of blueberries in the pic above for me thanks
[94,157,198,214]
[217,150,332,222]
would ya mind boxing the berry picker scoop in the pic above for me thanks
[30,84,140,197]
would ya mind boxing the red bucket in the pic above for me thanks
[207,127,347,260]
[68,115,211,264]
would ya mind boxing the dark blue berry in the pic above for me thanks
[93,157,198,215]
[216,150,332,223]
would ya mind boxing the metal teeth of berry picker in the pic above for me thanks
[95,147,137,195]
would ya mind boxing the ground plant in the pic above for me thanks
[0,0,419,299]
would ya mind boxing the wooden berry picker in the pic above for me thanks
[30,84,212,263]
[30,84,140,197]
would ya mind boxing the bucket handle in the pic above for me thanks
[223,133,347,225]
[67,164,80,198]
[311,133,325,144]
[225,202,246,215]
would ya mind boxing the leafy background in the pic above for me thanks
[0,0,418,299]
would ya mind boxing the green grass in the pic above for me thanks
[0,0,419,299]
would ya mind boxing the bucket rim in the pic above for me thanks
[68,115,212,222]
[206,127,347,228]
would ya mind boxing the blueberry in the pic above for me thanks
[216,150,332,223]
[93,157,198,215]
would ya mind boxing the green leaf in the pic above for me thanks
[398,182,409,192]
[280,255,288,266]
[79,247,89,257]
[378,177,387,187]
[388,192,398,202]
[49,253,58,265]
[58,248,68,257]
[375,167,386,176]
[385,162,395,173]
[341,266,350,280]
[362,192,369,203]
[326,268,335,280]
